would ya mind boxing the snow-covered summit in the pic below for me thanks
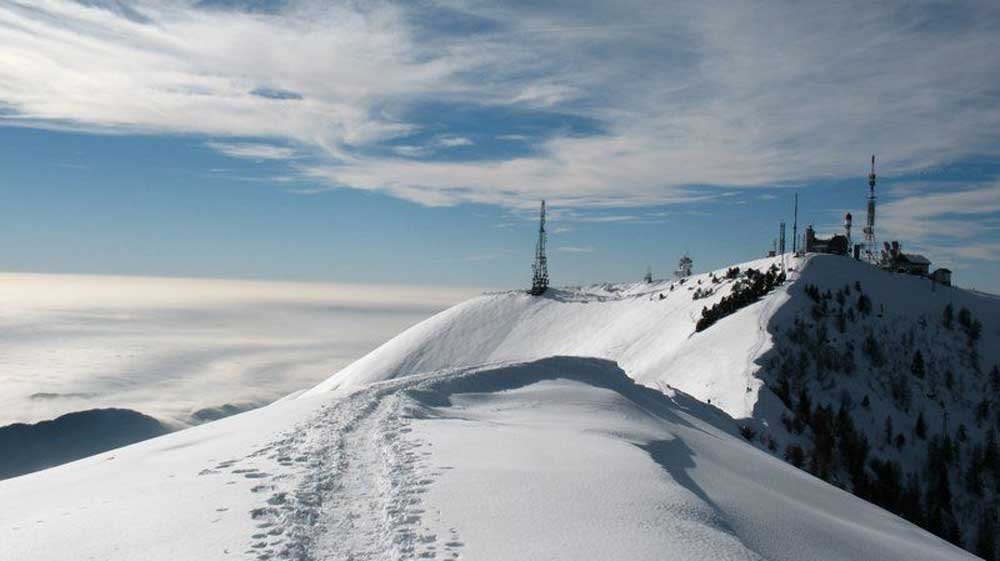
[3,253,996,560]
[304,254,795,418]
[299,252,1000,557]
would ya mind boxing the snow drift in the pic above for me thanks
[304,255,794,418]
[0,357,976,561]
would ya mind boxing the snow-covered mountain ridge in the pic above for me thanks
[304,253,1000,558]
[2,253,997,560]
[0,357,978,561]
[304,254,795,419]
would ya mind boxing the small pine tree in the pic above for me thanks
[857,294,872,316]
[863,332,885,367]
[984,429,998,472]
[900,474,923,526]
[975,514,997,561]
[784,444,805,468]
[915,412,928,440]
[911,350,926,379]
[969,319,983,345]
[773,376,792,408]
[966,446,985,497]
[958,306,973,330]
[795,387,812,423]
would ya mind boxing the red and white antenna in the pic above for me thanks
[862,155,877,263]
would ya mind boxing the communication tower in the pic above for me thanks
[863,155,877,263]
[792,194,799,254]
[529,200,549,295]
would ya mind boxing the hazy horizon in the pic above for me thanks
[0,271,482,427]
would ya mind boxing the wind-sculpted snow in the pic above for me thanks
[296,253,1000,557]
[0,356,978,561]
[304,255,794,418]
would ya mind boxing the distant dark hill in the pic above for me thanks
[0,408,168,480]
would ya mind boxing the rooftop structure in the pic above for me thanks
[674,254,693,279]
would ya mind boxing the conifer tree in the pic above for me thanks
[915,412,928,440]
[911,350,926,379]
[975,514,997,561]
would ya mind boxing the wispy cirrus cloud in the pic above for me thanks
[1,0,999,212]
[555,245,594,253]
[875,182,1000,263]
[206,142,299,160]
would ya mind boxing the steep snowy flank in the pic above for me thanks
[301,253,1000,557]
[755,255,1000,556]
[0,357,976,561]
[304,255,794,418]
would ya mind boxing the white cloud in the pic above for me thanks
[391,145,429,157]
[1,1,999,211]
[555,245,594,253]
[435,135,474,148]
[206,142,298,160]
[878,182,1000,261]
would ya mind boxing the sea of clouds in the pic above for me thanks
[0,273,479,428]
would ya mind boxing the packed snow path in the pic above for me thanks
[244,373,462,560]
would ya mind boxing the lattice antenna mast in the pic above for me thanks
[530,200,549,295]
[863,155,877,263]
[792,193,799,254]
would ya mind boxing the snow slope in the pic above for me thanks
[301,253,1000,554]
[304,255,795,418]
[0,357,976,561]
[303,253,999,421]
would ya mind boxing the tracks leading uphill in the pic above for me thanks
[235,374,456,561]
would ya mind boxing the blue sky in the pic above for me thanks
[1,0,999,292]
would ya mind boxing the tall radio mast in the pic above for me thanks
[792,193,799,254]
[863,155,877,263]
[530,200,549,295]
